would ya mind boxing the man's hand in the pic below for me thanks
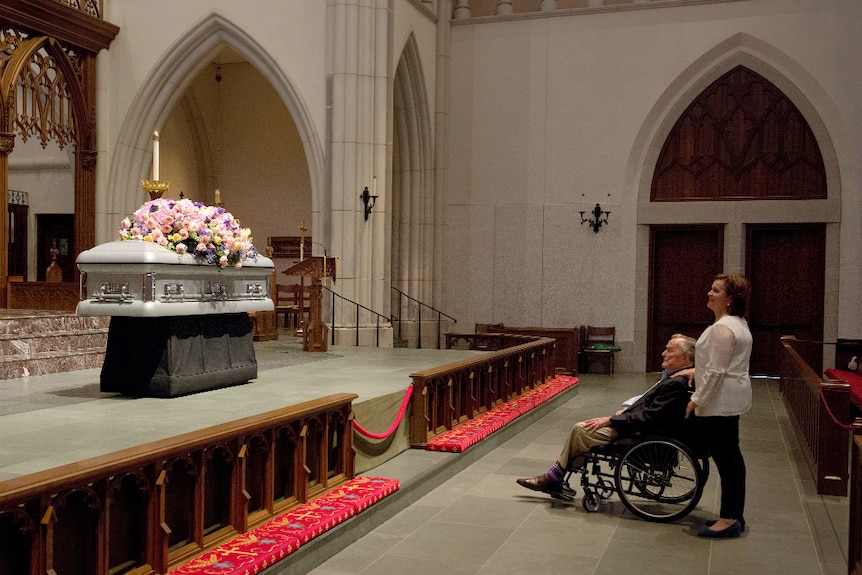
[582,416,612,431]
[685,400,697,418]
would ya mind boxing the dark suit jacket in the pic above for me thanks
[608,366,693,440]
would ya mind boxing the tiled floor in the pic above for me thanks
[0,334,849,574]
[306,373,849,575]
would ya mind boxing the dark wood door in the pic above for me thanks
[648,226,724,372]
[36,214,75,282]
[746,224,825,376]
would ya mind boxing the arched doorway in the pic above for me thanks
[391,34,435,347]
[103,14,324,253]
[644,62,833,375]
[0,9,118,308]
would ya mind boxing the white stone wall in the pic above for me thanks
[443,0,862,368]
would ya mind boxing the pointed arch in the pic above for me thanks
[392,32,434,304]
[632,33,840,209]
[629,34,842,370]
[104,12,324,242]
[0,27,101,306]
[1,35,90,149]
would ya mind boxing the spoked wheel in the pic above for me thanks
[582,490,600,513]
[614,437,705,523]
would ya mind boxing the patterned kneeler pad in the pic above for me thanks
[172,476,399,574]
[425,375,578,453]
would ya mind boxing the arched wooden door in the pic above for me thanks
[648,65,827,376]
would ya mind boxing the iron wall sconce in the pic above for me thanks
[360,186,378,221]
[579,203,610,233]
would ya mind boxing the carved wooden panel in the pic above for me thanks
[652,66,826,201]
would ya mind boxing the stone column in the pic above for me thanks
[453,0,471,19]
[326,0,391,342]
[0,133,12,306]
[496,0,513,15]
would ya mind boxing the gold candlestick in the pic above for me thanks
[142,179,170,201]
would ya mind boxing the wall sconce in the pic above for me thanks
[360,185,378,221]
[579,203,610,233]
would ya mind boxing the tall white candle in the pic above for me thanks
[152,131,160,181]
[214,189,221,204]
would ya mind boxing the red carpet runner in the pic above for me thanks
[171,476,399,574]
[425,374,578,452]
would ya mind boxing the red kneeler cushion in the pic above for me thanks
[171,477,399,574]
[317,476,400,513]
[171,530,302,575]
[425,375,578,453]
[825,368,862,407]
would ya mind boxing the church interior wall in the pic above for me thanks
[443,0,862,369]
[97,2,327,243]
[8,140,74,281]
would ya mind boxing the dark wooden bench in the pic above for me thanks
[473,323,581,375]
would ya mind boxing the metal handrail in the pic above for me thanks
[391,286,457,349]
[323,285,392,347]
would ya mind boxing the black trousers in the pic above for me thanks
[699,415,746,519]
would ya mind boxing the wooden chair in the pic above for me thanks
[580,326,617,374]
[274,284,300,329]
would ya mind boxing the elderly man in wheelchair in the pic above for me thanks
[517,334,706,522]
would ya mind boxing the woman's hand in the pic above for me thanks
[582,416,612,431]
[676,367,696,387]
[685,400,697,418]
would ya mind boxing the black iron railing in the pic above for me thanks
[323,286,392,347]
[391,286,457,349]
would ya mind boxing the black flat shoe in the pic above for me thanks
[697,520,742,539]
[705,516,745,532]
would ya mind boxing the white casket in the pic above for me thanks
[76,241,274,397]
[76,241,274,317]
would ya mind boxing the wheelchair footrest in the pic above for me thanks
[549,484,577,501]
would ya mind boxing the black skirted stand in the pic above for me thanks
[100,313,258,397]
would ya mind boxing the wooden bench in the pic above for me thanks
[471,323,581,375]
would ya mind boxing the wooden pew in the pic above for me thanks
[779,335,850,496]
[472,323,581,375]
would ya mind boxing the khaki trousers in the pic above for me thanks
[559,422,619,469]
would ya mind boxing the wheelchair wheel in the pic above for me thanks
[582,491,600,513]
[613,437,704,523]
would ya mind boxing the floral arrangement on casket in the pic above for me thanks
[118,198,258,268]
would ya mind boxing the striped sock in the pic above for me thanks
[546,461,566,483]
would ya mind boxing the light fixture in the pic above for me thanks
[360,182,378,221]
[579,203,610,233]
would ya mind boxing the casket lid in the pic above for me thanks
[77,240,273,269]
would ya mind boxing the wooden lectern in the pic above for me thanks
[282,256,337,352]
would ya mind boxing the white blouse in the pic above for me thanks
[691,314,753,417]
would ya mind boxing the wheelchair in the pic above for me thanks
[552,435,709,523]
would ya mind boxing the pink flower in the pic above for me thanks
[175,243,188,254]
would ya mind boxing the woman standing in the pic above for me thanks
[686,273,752,538]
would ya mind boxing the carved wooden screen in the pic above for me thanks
[0,2,118,306]
[652,65,826,201]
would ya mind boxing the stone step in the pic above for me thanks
[0,312,109,380]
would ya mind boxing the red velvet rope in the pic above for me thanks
[353,385,414,439]
[818,387,855,430]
